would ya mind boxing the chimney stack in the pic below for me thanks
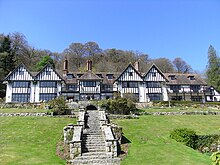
[87,60,92,71]
[63,58,68,76]
[134,61,140,72]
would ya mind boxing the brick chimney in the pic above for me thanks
[87,60,92,71]
[134,61,140,72]
[63,58,68,76]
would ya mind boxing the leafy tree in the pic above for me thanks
[36,55,55,71]
[173,57,192,73]
[210,151,220,165]
[206,45,220,91]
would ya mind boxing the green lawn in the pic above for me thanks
[0,117,75,165]
[115,115,220,165]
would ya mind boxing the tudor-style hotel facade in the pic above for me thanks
[3,60,220,103]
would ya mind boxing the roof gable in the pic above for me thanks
[79,71,102,80]
[144,64,167,82]
[4,63,34,81]
[35,64,63,81]
[115,64,142,82]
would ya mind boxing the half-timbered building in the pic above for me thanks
[3,60,219,103]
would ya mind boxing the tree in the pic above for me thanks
[36,55,55,71]
[152,58,175,73]
[173,57,192,73]
[206,45,220,91]
[63,43,86,71]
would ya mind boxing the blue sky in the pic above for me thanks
[0,0,220,72]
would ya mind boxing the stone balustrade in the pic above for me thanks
[69,125,83,159]
[99,108,108,126]
[63,123,74,144]
[77,108,86,128]
[101,124,118,158]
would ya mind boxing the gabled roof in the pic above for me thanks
[164,73,207,85]
[114,63,143,82]
[143,64,169,81]
[78,71,102,80]
[35,63,64,81]
[4,63,34,81]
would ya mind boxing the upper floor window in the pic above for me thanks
[170,85,181,92]
[68,85,77,91]
[151,72,156,77]
[46,71,51,75]
[19,71,24,75]
[169,75,176,80]
[122,82,138,88]
[107,74,113,79]
[40,81,57,88]
[12,81,30,88]
[190,85,200,92]
[67,74,74,79]
[146,82,161,88]
[188,76,195,80]
[82,81,96,87]
[129,72,133,76]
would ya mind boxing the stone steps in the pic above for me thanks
[69,110,120,165]
[68,158,121,165]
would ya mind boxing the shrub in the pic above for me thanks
[210,151,220,165]
[49,96,69,115]
[100,96,137,115]
[170,128,198,149]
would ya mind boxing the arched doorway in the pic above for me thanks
[86,105,98,110]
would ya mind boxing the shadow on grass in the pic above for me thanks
[118,135,131,158]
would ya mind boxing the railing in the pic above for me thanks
[69,125,83,159]
[77,108,86,128]
[101,124,118,158]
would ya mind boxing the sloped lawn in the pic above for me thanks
[115,115,220,165]
[0,117,75,165]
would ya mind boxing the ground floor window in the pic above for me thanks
[39,93,57,101]
[12,93,30,102]
[80,94,100,100]
[148,93,162,101]
[191,96,203,102]
[171,96,183,101]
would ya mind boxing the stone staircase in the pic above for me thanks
[69,110,120,165]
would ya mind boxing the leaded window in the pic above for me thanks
[40,81,57,88]
[82,81,96,87]
[146,82,161,88]
[12,81,30,88]
[122,82,138,88]
[39,93,57,101]
[12,93,30,102]
[170,85,181,93]
[148,93,161,101]
[190,85,200,92]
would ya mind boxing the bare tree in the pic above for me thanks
[173,57,192,73]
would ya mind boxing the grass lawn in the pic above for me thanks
[115,115,220,165]
[0,117,75,165]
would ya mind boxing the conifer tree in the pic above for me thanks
[206,45,220,91]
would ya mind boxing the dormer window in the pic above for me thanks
[129,72,133,76]
[169,75,175,80]
[107,74,113,79]
[67,74,74,79]
[188,76,195,80]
